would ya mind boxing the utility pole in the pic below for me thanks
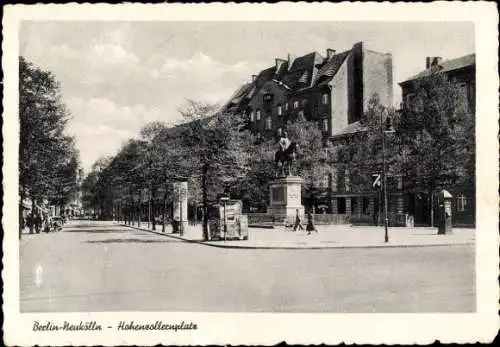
[381,109,395,243]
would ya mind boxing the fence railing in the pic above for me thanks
[248,212,413,227]
[247,213,351,226]
[349,213,413,227]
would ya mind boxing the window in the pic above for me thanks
[321,174,329,188]
[256,109,261,120]
[351,198,358,215]
[266,116,272,130]
[330,168,338,192]
[322,118,329,132]
[457,194,467,212]
[344,169,350,192]
[255,132,262,143]
[298,110,304,118]
[272,187,285,202]
[250,111,255,122]
[285,102,289,111]
[362,197,370,214]
[413,96,424,113]
[322,93,329,105]
[397,176,403,190]
[456,83,469,113]
[302,98,308,106]
[405,93,415,110]
[337,198,346,214]
[293,100,299,109]
[277,104,282,116]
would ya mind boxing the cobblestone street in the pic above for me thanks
[20,220,475,313]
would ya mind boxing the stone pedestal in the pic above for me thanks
[173,181,188,232]
[267,176,304,221]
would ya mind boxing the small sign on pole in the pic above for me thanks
[372,173,382,189]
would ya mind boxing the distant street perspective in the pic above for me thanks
[21,220,475,312]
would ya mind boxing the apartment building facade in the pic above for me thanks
[399,54,476,226]
[224,41,394,216]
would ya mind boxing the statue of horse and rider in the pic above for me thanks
[274,129,299,177]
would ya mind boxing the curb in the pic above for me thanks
[119,224,475,250]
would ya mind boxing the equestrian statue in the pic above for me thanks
[274,128,299,177]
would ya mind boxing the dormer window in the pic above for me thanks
[293,101,299,109]
[322,93,329,105]
[277,104,282,116]
[256,109,261,120]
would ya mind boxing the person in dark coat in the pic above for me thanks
[306,212,318,235]
[35,214,42,234]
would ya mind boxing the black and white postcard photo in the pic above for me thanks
[2,2,499,346]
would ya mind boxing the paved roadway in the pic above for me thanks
[20,221,475,312]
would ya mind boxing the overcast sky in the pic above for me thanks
[19,21,474,172]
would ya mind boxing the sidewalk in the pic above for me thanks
[119,222,475,249]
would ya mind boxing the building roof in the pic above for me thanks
[314,50,350,86]
[224,48,355,109]
[221,83,252,111]
[400,53,476,85]
[281,51,324,90]
[330,121,367,138]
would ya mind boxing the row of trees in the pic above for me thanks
[82,98,333,238]
[82,69,474,235]
[19,57,81,234]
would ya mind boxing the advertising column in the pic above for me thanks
[173,181,188,233]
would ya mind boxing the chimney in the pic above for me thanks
[326,48,336,59]
[275,58,286,73]
[287,53,296,70]
[426,56,443,69]
[252,75,257,82]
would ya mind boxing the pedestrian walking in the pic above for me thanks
[293,209,304,231]
[306,212,318,235]
[35,214,42,234]
[43,215,51,233]
[27,214,34,234]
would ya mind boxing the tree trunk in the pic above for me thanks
[128,201,131,225]
[30,196,36,234]
[430,189,434,228]
[202,164,208,240]
[151,186,156,231]
[137,198,141,227]
[162,189,168,233]
[430,193,434,227]
[19,193,25,239]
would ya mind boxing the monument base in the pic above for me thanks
[267,175,305,223]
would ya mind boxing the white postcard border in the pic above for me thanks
[3,2,499,345]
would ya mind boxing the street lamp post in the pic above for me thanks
[381,109,395,243]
